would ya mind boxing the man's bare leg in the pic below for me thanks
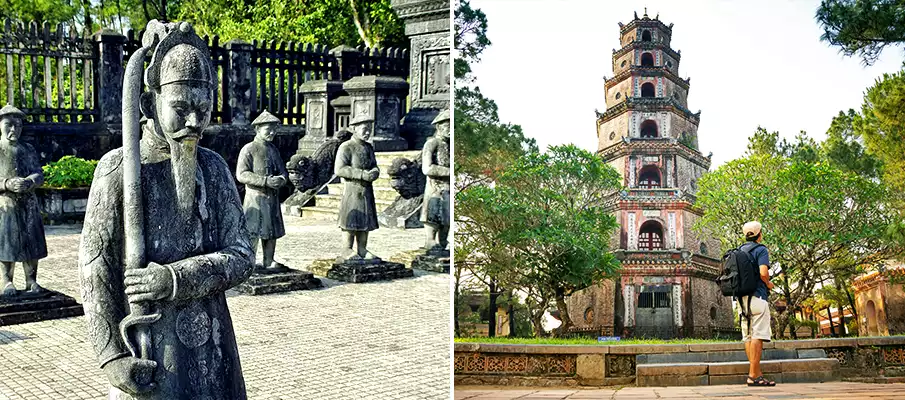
[356,231,369,258]
[1,261,14,296]
[752,338,763,378]
[23,259,41,292]
[262,239,277,268]
[342,230,357,259]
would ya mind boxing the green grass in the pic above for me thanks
[454,337,736,345]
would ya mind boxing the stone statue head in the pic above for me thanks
[431,109,450,140]
[349,114,374,142]
[252,110,280,142]
[0,105,25,143]
[140,21,214,147]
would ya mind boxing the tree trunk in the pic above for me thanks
[488,281,498,337]
[826,307,836,337]
[453,264,462,337]
[531,312,545,337]
[553,288,574,337]
[842,281,859,327]
[838,302,847,336]
[508,291,516,337]
[348,0,374,47]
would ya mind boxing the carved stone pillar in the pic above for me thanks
[390,0,450,149]
[298,80,344,157]
[344,76,409,151]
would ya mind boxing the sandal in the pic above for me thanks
[747,375,776,387]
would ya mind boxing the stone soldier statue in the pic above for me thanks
[335,114,380,260]
[78,20,253,399]
[237,110,288,271]
[0,105,47,297]
[421,109,451,251]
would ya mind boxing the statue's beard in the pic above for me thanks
[168,135,199,220]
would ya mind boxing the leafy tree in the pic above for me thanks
[816,0,905,65]
[177,0,404,47]
[822,109,883,179]
[857,70,905,195]
[695,130,903,336]
[454,0,489,83]
[457,145,623,336]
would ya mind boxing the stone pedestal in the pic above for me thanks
[235,264,323,295]
[344,76,409,151]
[0,290,83,326]
[411,249,450,273]
[390,0,451,149]
[298,80,345,156]
[310,258,414,283]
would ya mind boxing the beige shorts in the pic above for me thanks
[740,295,772,342]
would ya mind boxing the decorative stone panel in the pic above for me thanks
[606,354,636,377]
[454,353,575,376]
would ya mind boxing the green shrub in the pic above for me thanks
[42,156,98,188]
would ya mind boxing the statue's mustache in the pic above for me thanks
[170,127,202,141]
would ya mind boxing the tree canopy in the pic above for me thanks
[816,0,905,65]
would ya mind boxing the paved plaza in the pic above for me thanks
[455,382,905,399]
[0,216,451,400]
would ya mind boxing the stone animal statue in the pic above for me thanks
[283,129,352,211]
[377,157,425,229]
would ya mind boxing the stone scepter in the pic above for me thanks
[0,105,48,297]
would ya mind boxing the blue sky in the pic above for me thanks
[467,0,904,167]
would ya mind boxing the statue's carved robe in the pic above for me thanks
[236,139,287,239]
[79,144,254,400]
[420,136,450,225]
[334,138,378,231]
[0,141,47,262]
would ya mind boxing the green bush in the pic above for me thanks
[42,156,98,189]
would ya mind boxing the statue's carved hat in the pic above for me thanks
[143,20,215,90]
[252,110,281,126]
[431,109,450,125]
[0,104,25,119]
[349,113,375,126]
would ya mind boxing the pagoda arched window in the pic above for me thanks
[638,166,661,189]
[640,119,658,137]
[641,82,655,97]
[641,53,654,67]
[639,221,664,250]
[642,30,652,42]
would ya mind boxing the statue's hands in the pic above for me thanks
[103,356,157,395]
[266,175,287,189]
[7,178,30,193]
[124,262,174,303]
[366,168,380,182]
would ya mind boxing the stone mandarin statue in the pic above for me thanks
[421,109,450,251]
[0,105,48,297]
[237,110,289,271]
[78,20,253,399]
[335,114,381,260]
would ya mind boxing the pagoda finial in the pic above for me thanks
[634,11,638,20]
[643,7,648,18]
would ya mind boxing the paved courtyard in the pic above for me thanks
[455,382,905,399]
[0,216,450,400]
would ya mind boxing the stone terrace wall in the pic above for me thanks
[454,337,905,387]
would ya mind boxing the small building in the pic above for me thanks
[853,265,905,336]
[565,11,734,339]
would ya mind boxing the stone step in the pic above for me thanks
[327,183,400,201]
[297,206,340,221]
[636,348,826,364]
[375,150,420,166]
[314,194,394,212]
[636,358,840,386]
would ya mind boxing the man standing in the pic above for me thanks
[0,105,47,297]
[237,110,289,271]
[79,21,253,399]
[740,221,776,387]
[420,109,451,251]
[334,114,380,260]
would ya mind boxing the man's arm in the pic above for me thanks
[236,145,267,188]
[422,140,450,178]
[334,144,367,180]
[760,264,774,290]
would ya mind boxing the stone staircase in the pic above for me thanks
[636,348,840,386]
[297,150,420,221]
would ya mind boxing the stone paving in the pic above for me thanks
[0,216,451,400]
[455,382,905,399]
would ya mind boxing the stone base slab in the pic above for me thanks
[235,267,323,295]
[0,289,84,326]
[411,252,449,273]
[310,258,414,283]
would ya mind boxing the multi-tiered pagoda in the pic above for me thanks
[566,11,734,338]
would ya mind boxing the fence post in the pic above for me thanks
[225,40,254,125]
[331,45,362,81]
[94,29,126,125]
